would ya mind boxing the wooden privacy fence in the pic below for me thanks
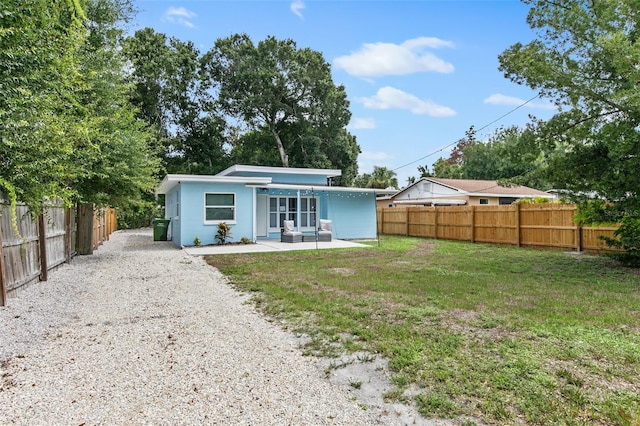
[377,204,619,253]
[0,203,117,306]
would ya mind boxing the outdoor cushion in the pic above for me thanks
[318,219,332,242]
[283,220,302,235]
[319,219,332,232]
[282,220,302,243]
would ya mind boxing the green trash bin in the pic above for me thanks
[152,219,170,241]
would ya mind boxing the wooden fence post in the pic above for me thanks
[76,203,94,255]
[576,224,583,252]
[515,203,521,247]
[38,214,48,281]
[405,208,409,236]
[0,221,6,307]
[470,206,475,243]
[64,208,72,263]
[434,206,439,240]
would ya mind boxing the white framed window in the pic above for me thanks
[268,196,317,231]
[204,193,236,224]
[479,198,489,205]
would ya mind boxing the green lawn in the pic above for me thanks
[205,237,640,425]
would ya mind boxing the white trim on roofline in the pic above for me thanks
[394,199,468,205]
[463,192,554,198]
[157,174,272,194]
[217,164,342,178]
[245,183,380,193]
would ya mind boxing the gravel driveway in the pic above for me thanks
[0,229,421,425]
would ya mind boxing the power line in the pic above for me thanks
[391,94,540,173]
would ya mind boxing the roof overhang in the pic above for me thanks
[394,198,468,206]
[465,192,554,198]
[246,183,378,194]
[218,164,342,178]
[156,174,272,194]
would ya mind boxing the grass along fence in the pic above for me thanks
[377,204,618,253]
[0,203,117,306]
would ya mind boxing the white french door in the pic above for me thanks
[268,196,317,232]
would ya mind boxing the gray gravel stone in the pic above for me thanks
[0,229,389,425]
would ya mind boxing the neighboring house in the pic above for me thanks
[156,165,379,247]
[545,189,600,201]
[382,177,552,207]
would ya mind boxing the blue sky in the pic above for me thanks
[130,0,557,186]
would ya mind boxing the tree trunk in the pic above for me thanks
[271,127,289,167]
[76,203,94,255]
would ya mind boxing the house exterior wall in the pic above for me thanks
[467,196,497,205]
[323,191,377,239]
[394,181,460,201]
[164,186,180,244]
[260,189,376,240]
[167,182,256,247]
[263,188,326,239]
[162,171,378,246]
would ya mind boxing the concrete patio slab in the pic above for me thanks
[183,239,370,255]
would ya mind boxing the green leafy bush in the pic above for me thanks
[117,200,162,229]
[575,200,640,266]
[215,222,232,245]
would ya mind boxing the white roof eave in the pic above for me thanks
[465,192,553,198]
[245,183,378,193]
[394,199,467,205]
[156,174,272,194]
[218,164,342,178]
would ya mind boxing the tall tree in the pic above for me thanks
[123,28,171,146]
[71,0,160,253]
[124,29,227,174]
[499,0,640,263]
[462,126,550,188]
[0,0,86,213]
[1,0,160,250]
[425,126,476,179]
[420,125,550,188]
[354,166,398,189]
[203,34,357,175]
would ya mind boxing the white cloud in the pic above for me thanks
[484,93,556,110]
[360,86,456,117]
[162,7,197,28]
[333,37,454,78]
[290,0,305,18]
[349,117,377,129]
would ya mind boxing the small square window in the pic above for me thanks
[479,198,489,205]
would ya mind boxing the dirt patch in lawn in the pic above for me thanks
[330,267,357,276]
[407,240,436,257]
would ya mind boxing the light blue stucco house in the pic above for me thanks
[156,165,379,247]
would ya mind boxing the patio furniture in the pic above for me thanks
[281,220,302,243]
[317,219,332,242]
